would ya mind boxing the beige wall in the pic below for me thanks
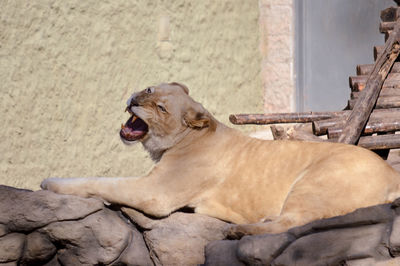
[259,0,295,112]
[0,0,263,189]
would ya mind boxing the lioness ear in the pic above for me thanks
[169,82,189,95]
[183,103,212,129]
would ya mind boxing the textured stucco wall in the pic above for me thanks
[0,0,262,189]
[259,0,295,112]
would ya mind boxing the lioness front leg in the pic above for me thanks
[41,176,187,217]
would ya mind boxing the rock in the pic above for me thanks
[0,262,18,266]
[21,232,56,265]
[274,223,389,266]
[289,203,394,238]
[0,185,152,265]
[204,240,244,266]
[0,225,7,237]
[346,257,400,266]
[389,216,400,256]
[2,184,399,265]
[118,227,153,266]
[143,212,228,266]
[121,207,160,230]
[40,209,133,265]
[0,185,103,232]
[236,233,295,265]
[0,233,25,263]
[42,256,61,266]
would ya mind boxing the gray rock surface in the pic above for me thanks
[143,212,228,265]
[21,232,56,265]
[236,233,295,265]
[289,203,394,238]
[122,207,231,265]
[39,209,133,265]
[3,184,400,265]
[205,201,400,266]
[275,223,389,266]
[0,185,153,265]
[390,216,400,256]
[204,240,244,266]
[0,185,103,232]
[0,233,25,263]
[0,185,229,265]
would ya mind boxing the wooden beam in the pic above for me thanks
[347,96,400,109]
[324,119,400,138]
[349,73,400,90]
[270,125,287,140]
[374,45,385,60]
[357,62,400,75]
[338,20,400,144]
[351,88,400,99]
[229,111,347,125]
[381,7,400,22]
[358,134,400,150]
[313,109,400,135]
[380,21,396,33]
[385,31,393,42]
[330,132,400,150]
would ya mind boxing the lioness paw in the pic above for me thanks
[225,224,248,240]
[40,177,63,192]
[225,223,270,240]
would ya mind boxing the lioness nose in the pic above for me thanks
[127,95,139,107]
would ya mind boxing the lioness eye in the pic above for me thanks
[157,104,167,113]
[145,87,154,94]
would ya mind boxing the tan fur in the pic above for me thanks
[41,83,400,236]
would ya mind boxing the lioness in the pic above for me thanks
[41,82,400,236]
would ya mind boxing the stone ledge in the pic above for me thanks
[2,184,400,265]
[0,185,228,265]
[206,202,400,266]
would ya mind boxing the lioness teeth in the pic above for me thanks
[131,116,137,123]
[121,123,125,129]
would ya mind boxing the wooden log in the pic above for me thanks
[338,20,400,144]
[313,118,341,136]
[318,117,400,137]
[349,76,366,89]
[314,108,400,135]
[324,131,400,150]
[380,21,396,33]
[288,127,326,143]
[372,132,395,160]
[353,81,400,92]
[353,82,365,92]
[374,45,385,61]
[286,127,400,152]
[347,96,400,109]
[351,88,400,99]
[229,111,347,125]
[385,31,393,42]
[358,134,400,150]
[381,7,400,22]
[350,73,400,90]
[270,125,287,140]
[357,62,400,75]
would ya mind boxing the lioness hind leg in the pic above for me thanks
[227,157,393,238]
[226,214,300,239]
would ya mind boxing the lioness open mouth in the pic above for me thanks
[120,113,149,141]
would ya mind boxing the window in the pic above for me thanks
[295,0,394,111]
